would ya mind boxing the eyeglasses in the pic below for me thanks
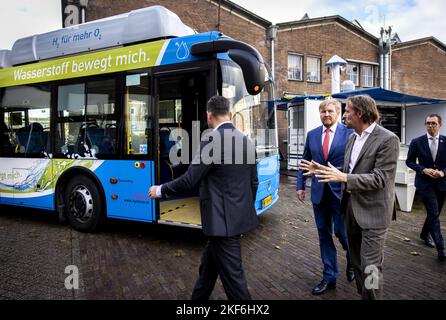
[425,122,438,126]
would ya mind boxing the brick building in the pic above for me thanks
[75,0,446,158]
[275,16,380,96]
[392,37,446,98]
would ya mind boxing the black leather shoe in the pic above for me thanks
[420,234,435,248]
[312,280,336,295]
[438,250,446,261]
[346,266,355,282]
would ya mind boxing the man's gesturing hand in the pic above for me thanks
[315,162,348,183]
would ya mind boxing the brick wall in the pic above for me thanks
[275,22,379,96]
[392,42,446,99]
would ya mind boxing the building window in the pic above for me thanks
[306,56,321,82]
[347,63,359,86]
[362,65,374,87]
[288,54,303,81]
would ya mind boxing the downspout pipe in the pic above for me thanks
[386,27,392,90]
[267,25,278,85]
[379,27,384,88]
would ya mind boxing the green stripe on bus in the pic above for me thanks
[0,40,166,88]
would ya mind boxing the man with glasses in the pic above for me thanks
[406,114,446,261]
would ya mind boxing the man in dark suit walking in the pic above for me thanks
[149,95,258,300]
[303,95,400,300]
[406,114,446,261]
[297,99,355,295]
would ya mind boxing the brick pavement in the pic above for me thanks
[0,175,445,300]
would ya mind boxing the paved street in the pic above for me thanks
[0,175,445,300]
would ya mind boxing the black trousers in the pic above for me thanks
[420,184,445,251]
[191,235,251,300]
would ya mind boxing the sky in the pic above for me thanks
[0,0,445,50]
[233,0,446,43]
[0,0,61,50]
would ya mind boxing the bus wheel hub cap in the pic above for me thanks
[69,185,93,222]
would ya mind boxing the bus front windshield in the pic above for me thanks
[220,60,278,158]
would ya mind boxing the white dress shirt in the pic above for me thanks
[213,120,233,131]
[348,122,377,173]
[427,133,440,157]
[321,122,338,153]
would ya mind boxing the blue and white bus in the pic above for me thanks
[0,6,279,232]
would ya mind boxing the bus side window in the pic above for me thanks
[1,85,51,156]
[56,79,117,159]
[125,73,151,156]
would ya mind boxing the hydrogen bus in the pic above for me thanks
[0,6,279,232]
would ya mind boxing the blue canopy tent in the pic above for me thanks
[276,87,446,110]
[277,87,446,212]
[332,87,446,105]
[278,86,446,164]
[275,94,325,111]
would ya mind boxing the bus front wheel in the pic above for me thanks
[64,175,103,232]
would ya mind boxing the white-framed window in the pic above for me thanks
[288,53,303,81]
[306,56,321,82]
[347,63,359,86]
[362,65,374,87]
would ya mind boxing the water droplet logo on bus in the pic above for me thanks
[175,42,190,60]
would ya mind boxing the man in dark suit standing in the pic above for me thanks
[149,95,258,300]
[303,95,400,300]
[406,114,446,261]
[297,99,355,295]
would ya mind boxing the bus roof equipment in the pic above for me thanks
[1,5,196,68]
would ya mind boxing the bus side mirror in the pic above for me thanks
[228,49,265,96]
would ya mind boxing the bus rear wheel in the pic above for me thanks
[64,175,103,232]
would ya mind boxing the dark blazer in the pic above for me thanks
[296,123,353,205]
[161,123,259,237]
[406,134,446,191]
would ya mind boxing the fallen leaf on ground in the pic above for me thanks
[174,250,185,257]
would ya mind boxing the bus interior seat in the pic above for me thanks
[76,123,115,155]
[1,122,13,155]
[159,128,175,158]
[158,127,199,197]
[75,124,93,156]
[159,128,176,183]
[42,129,50,152]
[105,124,117,147]
[86,126,115,154]
[16,122,46,154]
